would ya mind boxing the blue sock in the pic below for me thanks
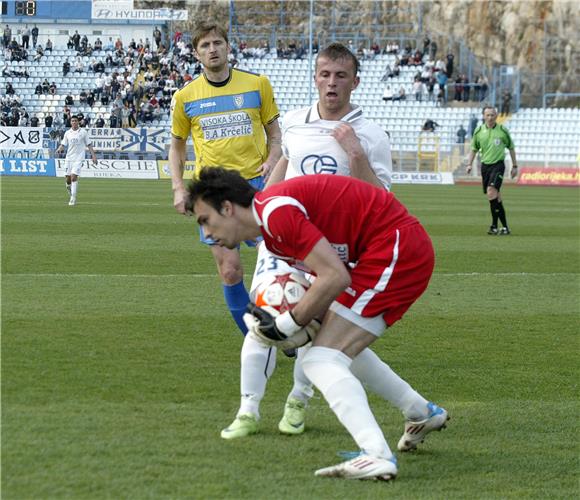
[223,281,250,336]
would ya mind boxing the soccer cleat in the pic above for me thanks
[220,413,258,440]
[278,397,306,435]
[397,402,449,452]
[499,227,511,235]
[68,197,76,206]
[315,453,398,481]
[487,226,498,235]
[66,183,71,195]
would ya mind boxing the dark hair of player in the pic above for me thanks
[185,167,257,214]
[482,105,497,115]
[192,22,229,50]
[316,42,360,76]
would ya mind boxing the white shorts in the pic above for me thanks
[329,302,387,337]
[65,159,83,176]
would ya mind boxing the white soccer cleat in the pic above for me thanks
[68,197,76,206]
[314,453,397,481]
[397,402,449,452]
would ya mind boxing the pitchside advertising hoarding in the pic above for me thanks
[517,167,580,187]
[91,0,188,20]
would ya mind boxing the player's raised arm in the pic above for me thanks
[168,135,188,214]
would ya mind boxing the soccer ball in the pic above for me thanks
[254,272,310,317]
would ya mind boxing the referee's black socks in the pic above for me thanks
[497,200,508,228]
[489,198,500,228]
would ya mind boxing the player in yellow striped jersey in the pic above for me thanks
[169,22,282,335]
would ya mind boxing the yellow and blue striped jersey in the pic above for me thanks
[171,69,279,179]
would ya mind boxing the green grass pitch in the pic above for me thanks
[2,177,579,499]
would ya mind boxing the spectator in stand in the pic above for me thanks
[21,26,30,49]
[3,25,11,48]
[477,74,489,102]
[31,25,39,48]
[422,119,440,132]
[397,85,407,101]
[457,124,467,155]
[80,35,88,51]
[153,26,162,49]
[41,78,50,94]
[19,111,29,127]
[63,106,72,127]
[501,90,512,115]
[35,83,43,95]
[128,104,137,127]
[413,79,423,101]
[44,113,53,128]
[462,75,470,102]
[446,52,454,77]
[422,34,431,54]
[60,58,70,77]
[429,40,438,60]
[72,31,81,51]
[65,94,74,106]
[6,82,15,95]
[94,37,103,51]
[87,90,95,108]
[105,37,114,51]
[468,113,479,138]
[30,115,39,127]
[382,85,394,102]
[45,38,52,53]
[49,82,57,95]
[453,76,463,101]
[74,56,84,73]
[67,36,74,49]
[33,45,44,62]
[95,114,105,128]
[79,89,88,104]
[115,37,123,50]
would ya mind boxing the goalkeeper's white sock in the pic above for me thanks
[286,344,314,404]
[71,180,78,197]
[351,348,430,421]
[238,334,276,418]
[302,346,393,459]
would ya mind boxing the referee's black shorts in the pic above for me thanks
[481,161,505,193]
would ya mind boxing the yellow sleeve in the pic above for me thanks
[170,88,191,140]
[259,75,280,125]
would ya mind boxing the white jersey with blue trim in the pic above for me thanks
[281,103,392,190]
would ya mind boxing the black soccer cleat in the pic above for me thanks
[499,227,511,235]
[487,226,499,235]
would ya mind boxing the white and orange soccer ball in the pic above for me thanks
[254,272,310,317]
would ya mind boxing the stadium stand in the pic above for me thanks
[1,36,578,167]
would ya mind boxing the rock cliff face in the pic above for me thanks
[159,0,579,106]
[419,0,579,106]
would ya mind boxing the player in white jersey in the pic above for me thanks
[56,116,97,206]
[222,46,447,462]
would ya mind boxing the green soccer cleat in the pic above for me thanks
[278,397,306,435]
[220,413,259,440]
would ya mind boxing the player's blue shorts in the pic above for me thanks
[199,175,265,248]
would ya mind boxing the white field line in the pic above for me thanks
[3,272,578,278]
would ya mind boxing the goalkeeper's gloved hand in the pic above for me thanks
[243,303,320,350]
